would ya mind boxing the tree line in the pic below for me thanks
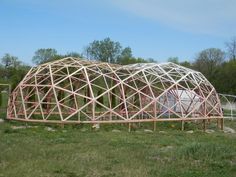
[0,37,236,95]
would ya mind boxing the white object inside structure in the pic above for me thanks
[159,89,201,115]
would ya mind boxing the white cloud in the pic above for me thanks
[109,0,236,36]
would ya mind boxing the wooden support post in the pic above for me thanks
[220,118,224,130]
[128,123,131,132]
[78,112,80,121]
[203,119,206,132]
[153,121,156,131]
[181,120,185,131]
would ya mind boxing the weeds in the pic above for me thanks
[0,120,235,177]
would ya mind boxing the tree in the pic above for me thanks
[215,59,236,94]
[179,61,192,68]
[0,54,30,91]
[135,57,149,63]
[146,58,156,63]
[225,36,236,60]
[193,48,225,83]
[120,47,132,59]
[32,48,57,65]
[167,57,179,64]
[117,57,148,65]
[1,53,21,68]
[1,54,28,84]
[84,38,122,63]
[64,52,82,58]
[117,47,133,64]
[9,65,31,90]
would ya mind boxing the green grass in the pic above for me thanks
[0,120,236,177]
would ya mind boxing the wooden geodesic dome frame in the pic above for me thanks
[7,57,223,126]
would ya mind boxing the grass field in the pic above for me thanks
[0,119,236,177]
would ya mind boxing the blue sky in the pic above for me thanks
[0,0,235,65]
